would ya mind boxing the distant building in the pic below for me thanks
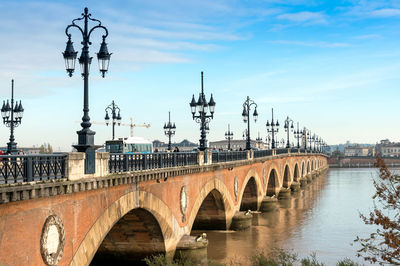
[209,139,259,150]
[344,146,374,157]
[152,139,197,152]
[376,139,400,157]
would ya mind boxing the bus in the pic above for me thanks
[105,137,153,154]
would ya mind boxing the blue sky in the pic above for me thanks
[0,0,399,151]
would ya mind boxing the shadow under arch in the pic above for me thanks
[307,160,310,174]
[301,161,305,177]
[282,164,291,188]
[70,190,180,266]
[237,167,264,211]
[239,176,258,211]
[293,163,300,181]
[312,160,315,171]
[267,168,280,196]
[92,208,165,264]
[187,178,234,232]
[192,189,227,230]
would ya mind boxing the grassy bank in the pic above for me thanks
[143,249,361,266]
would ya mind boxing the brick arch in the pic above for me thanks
[70,190,181,266]
[186,178,235,232]
[266,167,280,196]
[238,168,264,211]
[282,164,292,188]
[92,208,165,264]
[301,161,305,177]
[293,163,300,181]
[307,160,310,174]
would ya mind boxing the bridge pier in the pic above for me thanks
[260,196,278,212]
[278,187,291,199]
[174,235,208,265]
[290,181,301,192]
[230,211,253,230]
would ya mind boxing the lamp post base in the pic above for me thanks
[7,141,18,154]
[73,129,101,174]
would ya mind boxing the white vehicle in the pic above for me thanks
[105,137,153,154]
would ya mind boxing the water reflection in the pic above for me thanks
[202,169,379,265]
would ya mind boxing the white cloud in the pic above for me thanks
[277,11,328,24]
[369,8,400,17]
[268,40,350,48]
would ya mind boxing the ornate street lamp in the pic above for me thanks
[189,72,215,151]
[1,80,24,154]
[266,108,279,149]
[225,124,233,151]
[283,116,294,148]
[164,111,176,151]
[293,122,302,149]
[307,130,314,151]
[104,100,121,140]
[63,7,111,173]
[242,96,258,150]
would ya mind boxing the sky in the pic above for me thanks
[0,0,399,151]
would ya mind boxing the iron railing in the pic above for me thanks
[109,152,198,173]
[0,154,67,184]
[276,148,289,155]
[254,149,273,158]
[211,151,247,163]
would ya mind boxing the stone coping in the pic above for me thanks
[0,153,328,204]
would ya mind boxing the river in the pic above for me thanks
[200,168,384,265]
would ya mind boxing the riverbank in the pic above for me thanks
[328,156,400,168]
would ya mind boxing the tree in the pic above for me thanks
[39,143,53,154]
[356,157,400,264]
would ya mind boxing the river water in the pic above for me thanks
[203,168,385,265]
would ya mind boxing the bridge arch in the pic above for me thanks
[92,208,165,264]
[71,190,180,266]
[267,168,280,196]
[301,161,305,177]
[187,178,234,231]
[238,168,263,211]
[307,160,310,174]
[282,164,291,188]
[312,160,315,171]
[293,163,300,181]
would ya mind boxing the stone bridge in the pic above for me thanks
[0,151,328,265]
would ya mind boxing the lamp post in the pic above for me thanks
[189,72,216,151]
[307,130,314,151]
[1,80,24,154]
[63,7,111,173]
[315,136,321,152]
[266,108,279,149]
[225,124,233,151]
[242,96,258,150]
[242,129,247,140]
[104,100,121,140]
[163,111,176,151]
[283,116,294,148]
[293,122,302,149]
